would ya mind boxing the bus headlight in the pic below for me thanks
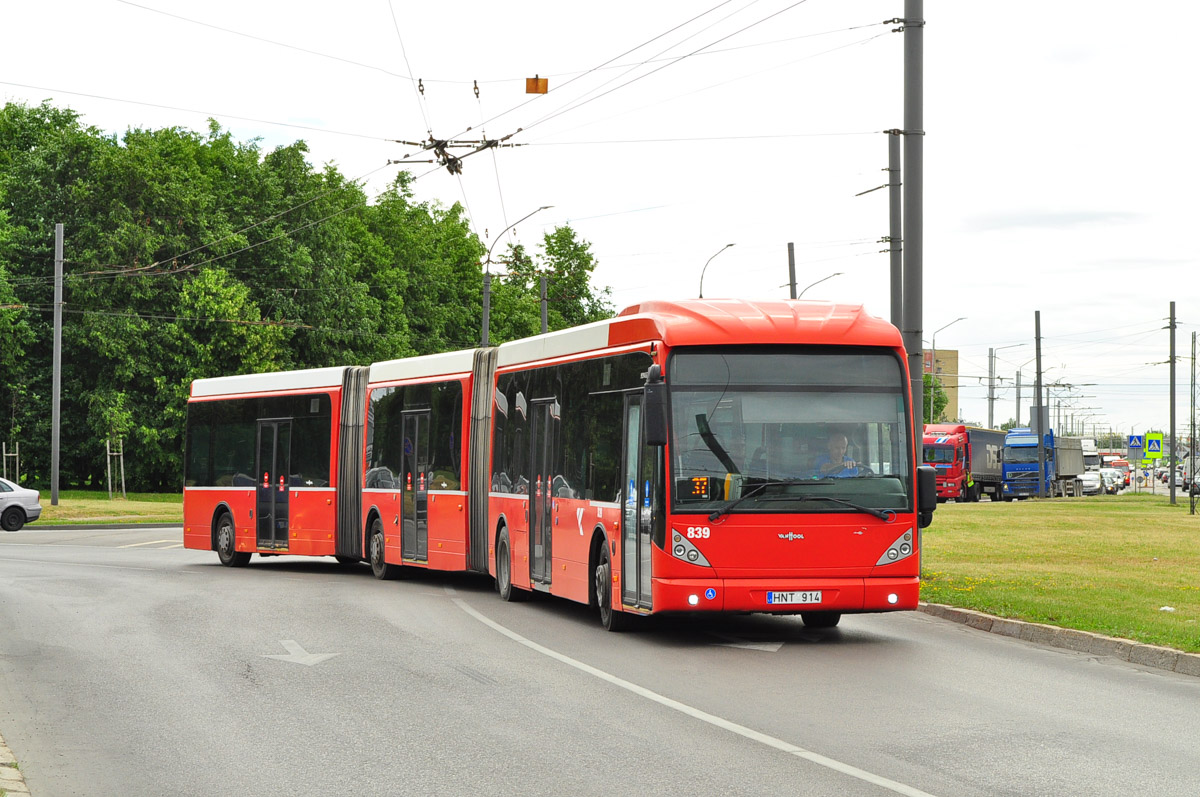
[670,531,711,567]
[876,528,916,566]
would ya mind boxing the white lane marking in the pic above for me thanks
[447,589,937,797]
[117,539,178,548]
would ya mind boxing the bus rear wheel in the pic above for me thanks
[215,512,250,567]
[595,546,631,632]
[495,529,524,601]
[370,519,399,580]
[801,611,841,628]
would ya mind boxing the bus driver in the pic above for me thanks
[812,431,859,478]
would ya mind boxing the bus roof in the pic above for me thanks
[497,299,899,367]
[369,349,476,384]
[190,365,347,398]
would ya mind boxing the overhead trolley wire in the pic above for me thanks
[518,0,815,137]
[0,80,391,142]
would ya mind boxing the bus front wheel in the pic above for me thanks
[370,519,399,580]
[215,512,250,567]
[595,547,631,632]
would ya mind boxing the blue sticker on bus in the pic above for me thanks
[705,588,716,600]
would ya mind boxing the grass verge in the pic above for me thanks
[921,492,1200,653]
[34,490,182,526]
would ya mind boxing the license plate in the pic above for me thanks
[767,590,821,605]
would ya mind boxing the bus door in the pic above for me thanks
[401,412,430,562]
[255,419,292,550]
[529,399,560,586]
[621,396,653,610]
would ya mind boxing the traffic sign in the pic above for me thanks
[1146,433,1163,460]
[1128,434,1143,450]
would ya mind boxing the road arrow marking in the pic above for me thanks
[261,640,341,666]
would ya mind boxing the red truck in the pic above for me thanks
[922,424,1005,502]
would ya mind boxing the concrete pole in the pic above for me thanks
[988,348,995,429]
[1035,311,1045,498]
[481,272,491,346]
[902,0,925,445]
[888,130,902,328]
[51,224,63,505]
[1016,370,1022,426]
[787,243,797,299]
[1170,300,1176,504]
[540,275,548,334]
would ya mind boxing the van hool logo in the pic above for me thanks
[778,532,805,541]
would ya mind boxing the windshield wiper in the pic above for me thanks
[798,496,895,521]
[708,481,778,521]
[707,479,834,520]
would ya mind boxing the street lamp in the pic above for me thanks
[482,205,553,346]
[797,272,844,300]
[928,317,966,422]
[698,243,735,299]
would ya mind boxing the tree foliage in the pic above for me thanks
[0,101,613,490]
[923,373,949,424]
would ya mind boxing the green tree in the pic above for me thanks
[923,373,949,424]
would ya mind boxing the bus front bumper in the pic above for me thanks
[652,576,920,614]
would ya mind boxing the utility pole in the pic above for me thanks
[1169,301,1176,504]
[51,224,63,506]
[1015,370,1022,426]
[1190,330,1196,515]
[540,275,548,334]
[987,348,995,428]
[901,0,924,441]
[888,129,902,328]
[1035,311,1046,499]
[787,243,797,299]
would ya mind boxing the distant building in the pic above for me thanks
[923,348,959,422]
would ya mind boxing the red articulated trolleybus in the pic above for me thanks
[184,299,937,630]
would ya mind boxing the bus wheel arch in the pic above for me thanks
[587,528,610,608]
[213,506,250,567]
[593,530,631,631]
[494,521,524,601]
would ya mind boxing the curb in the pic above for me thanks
[0,730,30,795]
[27,524,182,531]
[918,602,1200,678]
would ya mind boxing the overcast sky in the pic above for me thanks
[4,1,1197,442]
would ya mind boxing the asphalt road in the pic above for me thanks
[2,527,1198,796]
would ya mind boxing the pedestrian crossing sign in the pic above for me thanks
[1146,433,1163,459]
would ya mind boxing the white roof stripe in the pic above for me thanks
[369,349,476,383]
[191,366,346,398]
[496,319,612,367]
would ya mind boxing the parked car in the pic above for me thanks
[1080,471,1104,496]
[0,477,42,531]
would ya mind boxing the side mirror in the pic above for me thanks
[917,465,937,528]
[644,364,668,446]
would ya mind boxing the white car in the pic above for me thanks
[1079,471,1104,496]
[0,477,42,531]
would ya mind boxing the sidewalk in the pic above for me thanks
[0,730,29,795]
[918,602,1200,677]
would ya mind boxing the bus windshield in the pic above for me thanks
[668,348,911,514]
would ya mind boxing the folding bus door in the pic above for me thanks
[401,411,430,562]
[621,396,653,609]
[255,418,292,551]
[529,399,560,587]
